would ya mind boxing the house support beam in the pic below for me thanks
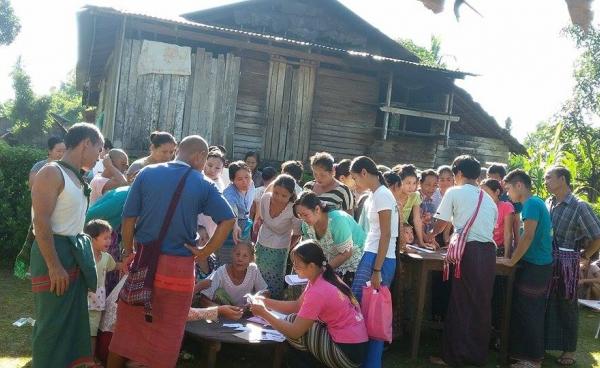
[382,71,393,140]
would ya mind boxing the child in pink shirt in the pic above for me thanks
[250,240,367,368]
[481,179,515,256]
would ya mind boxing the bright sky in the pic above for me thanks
[0,0,597,142]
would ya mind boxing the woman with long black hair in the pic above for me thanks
[349,156,399,368]
[250,240,368,368]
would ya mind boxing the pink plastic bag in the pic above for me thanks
[361,285,393,342]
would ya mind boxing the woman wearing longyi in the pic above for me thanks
[250,240,368,368]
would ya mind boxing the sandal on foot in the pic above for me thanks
[429,356,448,366]
[556,357,576,366]
[510,360,539,368]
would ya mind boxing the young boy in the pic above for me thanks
[501,169,553,368]
[84,219,127,363]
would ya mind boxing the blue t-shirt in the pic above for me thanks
[521,196,553,265]
[223,183,254,223]
[122,162,235,256]
[86,186,130,229]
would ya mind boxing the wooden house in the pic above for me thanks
[76,0,525,168]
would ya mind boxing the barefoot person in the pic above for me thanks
[108,135,236,368]
[544,166,600,366]
[30,123,104,368]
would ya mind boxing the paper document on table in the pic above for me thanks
[233,323,286,342]
[285,274,308,285]
[406,244,435,253]
[578,299,600,311]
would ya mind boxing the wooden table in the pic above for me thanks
[400,250,515,362]
[185,318,287,368]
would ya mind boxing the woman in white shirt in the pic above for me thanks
[198,148,227,237]
[348,156,399,368]
[424,155,497,367]
[255,175,302,299]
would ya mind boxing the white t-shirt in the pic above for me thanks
[363,186,399,259]
[254,186,266,203]
[434,184,497,244]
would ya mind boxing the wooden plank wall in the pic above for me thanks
[184,49,241,153]
[113,39,189,151]
[309,67,379,160]
[112,40,241,153]
[368,137,437,169]
[434,133,510,167]
[233,56,270,160]
[263,57,316,162]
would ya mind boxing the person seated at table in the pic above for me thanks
[201,241,269,307]
[193,226,216,295]
[250,240,368,368]
[579,255,600,300]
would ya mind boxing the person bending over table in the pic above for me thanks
[250,240,367,368]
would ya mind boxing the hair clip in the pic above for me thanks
[322,260,327,266]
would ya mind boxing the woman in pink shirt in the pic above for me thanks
[251,240,368,368]
[481,179,515,257]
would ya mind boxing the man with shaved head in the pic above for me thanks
[108,135,236,368]
[90,148,129,205]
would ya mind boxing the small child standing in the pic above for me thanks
[84,219,124,363]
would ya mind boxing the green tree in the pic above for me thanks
[0,0,21,45]
[9,58,52,141]
[4,60,83,143]
[397,35,447,68]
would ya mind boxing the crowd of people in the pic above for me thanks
[23,123,600,368]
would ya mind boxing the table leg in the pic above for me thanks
[410,264,429,359]
[500,271,515,363]
[205,341,221,368]
[273,342,287,368]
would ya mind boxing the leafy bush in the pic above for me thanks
[0,141,45,266]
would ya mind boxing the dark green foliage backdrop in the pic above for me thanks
[0,141,44,265]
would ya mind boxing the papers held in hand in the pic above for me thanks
[285,274,308,286]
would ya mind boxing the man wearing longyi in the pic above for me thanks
[107,135,236,368]
[30,123,104,367]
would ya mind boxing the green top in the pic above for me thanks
[86,186,130,229]
[401,192,422,224]
[301,210,365,275]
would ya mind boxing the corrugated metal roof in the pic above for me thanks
[80,5,474,77]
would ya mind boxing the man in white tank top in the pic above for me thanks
[30,123,104,368]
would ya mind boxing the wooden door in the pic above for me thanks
[263,56,316,161]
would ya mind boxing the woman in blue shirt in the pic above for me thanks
[220,160,255,265]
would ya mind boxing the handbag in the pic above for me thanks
[119,168,192,322]
[361,285,393,342]
[443,189,484,281]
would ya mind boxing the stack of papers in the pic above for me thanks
[224,322,286,342]
[285,274,308,286]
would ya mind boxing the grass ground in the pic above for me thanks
[1,267,599,367]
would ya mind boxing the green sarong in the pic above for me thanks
[31,234,97,368]
[255,242,289,299]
